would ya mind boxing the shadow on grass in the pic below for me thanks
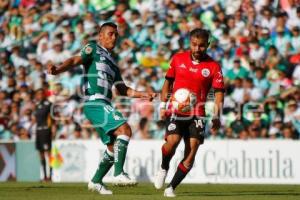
[25,186,56,190]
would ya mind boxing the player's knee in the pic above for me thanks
[115,123,132,138]
[167,139,180,149]
[123,123,132,137]
[107,144,114,152]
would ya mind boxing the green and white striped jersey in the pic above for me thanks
[81,41,123,102]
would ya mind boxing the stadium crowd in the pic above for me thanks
[0,0,300,141]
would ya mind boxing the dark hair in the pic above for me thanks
[99,22,118,32]
[139,117,148,130]
[35,88,44,93]
[245,77,253,83]
[189,28,210,41]
[131,10,140,16]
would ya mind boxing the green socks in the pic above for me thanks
[92,150,114,184]
[91,135,130,183]
[114,135,129,176]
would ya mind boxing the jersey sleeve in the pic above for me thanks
[212,63,225,90]
[165,55,176,80]
[80,42,95,64]
[114,67,124,84]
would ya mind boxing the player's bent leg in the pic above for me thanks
[161,134,181,170]
[112,123,137,186]
[166,138,201,194]
[154,135,181,189]
[181,137,201,169]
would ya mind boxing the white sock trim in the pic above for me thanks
[106,149,114,157]
[117,135,130,142]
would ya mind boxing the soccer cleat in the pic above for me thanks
[113,173,137,186]
[164,186,176,197]
[154,167,168,189]
[88,181,113,195]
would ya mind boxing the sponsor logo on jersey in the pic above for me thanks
[85,46,92,54]
[179,64,186,69]
[96,63,109,68]
[201,68,210,77]
[100,56,106,61]
[189,68,198,73]
[168,123,176,131]
[216,79,223,83]
[216,71,223,83]
[113,113,122,120]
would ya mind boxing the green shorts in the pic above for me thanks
[83,100,126,144]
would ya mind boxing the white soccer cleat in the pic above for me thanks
[154,167,168,189]
[88,181,113,195]
[113,173,137,186]
[164,186,176,197]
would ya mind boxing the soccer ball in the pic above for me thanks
[170,88,196,113]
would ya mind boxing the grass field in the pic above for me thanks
[1,182,300,200]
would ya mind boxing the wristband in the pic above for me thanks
[160,102,167,109]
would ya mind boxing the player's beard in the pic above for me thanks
[191,51,205,62]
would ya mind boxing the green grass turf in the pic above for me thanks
[1,182,300,200]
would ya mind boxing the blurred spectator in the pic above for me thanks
[249,38,265,61]
[242,78,264,103]
[284,99,300,135]
[293,63,300,85]
[269,116,284,139]
[260,7,276,31]
[282,124,295,139]
[231,78,244,104]
[264,97,284,124]
[253,67,270,93]
[207,128,224,140]
[226,59,249,81]
[63,0,79,18]
[134,117,151,139]
[41,39,71,64]
[290,26,300,54]
[229,113,248,139]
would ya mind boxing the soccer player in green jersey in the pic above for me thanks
[48,22,156,195]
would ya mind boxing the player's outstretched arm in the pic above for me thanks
[115,81,156,101]
[47,56,83,75]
